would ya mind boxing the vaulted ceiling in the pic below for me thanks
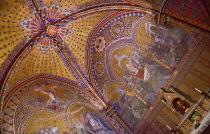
[0,0,210,134]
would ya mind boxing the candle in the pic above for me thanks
[195,88,202,93]
[166,125,172,130]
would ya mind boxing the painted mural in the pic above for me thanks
[90,12,197,129]
[2,80,115,134]
[31,111,115,134]
[25,83,73,112]
[111,87,148,127]
[109,48,170,128]
[142,21,196,67]
[2,0,209,133]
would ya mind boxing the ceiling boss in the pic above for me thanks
[19,1,74,53]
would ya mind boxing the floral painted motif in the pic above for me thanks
[110,21,124,38]
[19,1,73,53]
[94,36,106,53]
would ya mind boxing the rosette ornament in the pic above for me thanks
[20,1,73,53]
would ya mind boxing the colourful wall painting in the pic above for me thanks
[3,80,115,134]
[103,15,198,128]
[26,83,72,112]
[77,112,115,134]
[111,87,148,128]
[134,20,196,68]
[113,49,170,91]
[87,11,200,130]
[31,111,115,134]
[91,12,197,93]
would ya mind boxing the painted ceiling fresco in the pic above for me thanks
[1,0,210,134]
[89,11,197,129]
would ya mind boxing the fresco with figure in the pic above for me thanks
[109,47,170,128]
[1,0,209,133]
[142,21,196,67]
[90,12,197,129]
[33,111,115,134]
[3,80,115,134]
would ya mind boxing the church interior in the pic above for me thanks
[0,0,210,133]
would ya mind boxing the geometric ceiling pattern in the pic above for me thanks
[1,0,210,134]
